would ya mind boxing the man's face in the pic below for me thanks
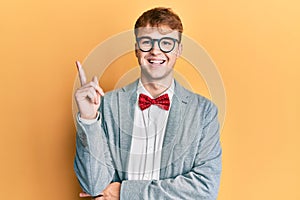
[135,25,182,84]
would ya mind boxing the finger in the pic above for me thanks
[80,80,104,97]
[76,86,100,105]
[79,192,91,197]
[92,76,105,96]
[95,91,100,105]
[87,90,98,104]
[76,61,87,86]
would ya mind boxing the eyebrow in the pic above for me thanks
[137,36,179,40]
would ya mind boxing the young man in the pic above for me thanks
[74,7,222,200]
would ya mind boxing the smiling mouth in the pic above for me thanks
[147,59,166,64]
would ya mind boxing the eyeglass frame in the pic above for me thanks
[136,36,180,53]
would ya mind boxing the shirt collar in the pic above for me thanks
[137,79,174,101]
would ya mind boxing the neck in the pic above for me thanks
[141,78,173,98]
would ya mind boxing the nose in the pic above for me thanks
[150,41,161,54]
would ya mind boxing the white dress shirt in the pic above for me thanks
[127,79,174,180]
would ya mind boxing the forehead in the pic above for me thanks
[136,25,179,39]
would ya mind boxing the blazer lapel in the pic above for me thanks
[117,80,138,179]
[160,80,192,178]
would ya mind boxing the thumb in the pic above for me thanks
[92,76,105,96]
[92,76,98,85]
[92,76,101,105]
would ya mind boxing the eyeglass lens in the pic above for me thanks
[138,37,176,53]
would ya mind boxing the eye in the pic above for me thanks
[141,40,151,45]
[161,38,174,46]
[162,41,172,46]
[139,37,152,46]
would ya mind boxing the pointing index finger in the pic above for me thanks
[76,61,87,86]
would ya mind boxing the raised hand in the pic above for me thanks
[74,61,105,119]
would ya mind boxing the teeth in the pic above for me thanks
[149,60,164,64]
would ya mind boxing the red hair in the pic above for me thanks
[134,7,183,41]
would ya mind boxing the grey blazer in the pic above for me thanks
[74,79,222,200]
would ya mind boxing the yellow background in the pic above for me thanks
[1,0,299,199]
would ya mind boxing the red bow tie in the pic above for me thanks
[138,93,170,111]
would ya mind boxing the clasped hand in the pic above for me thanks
[79,182,121,200]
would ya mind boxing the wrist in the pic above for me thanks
[80,112,97,120]
[78,112,100,125]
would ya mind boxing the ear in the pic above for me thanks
[176,43,183,58]
[135,43,139,57]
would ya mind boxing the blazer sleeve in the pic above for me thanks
[74,112,115,197]
[120,102,222,200]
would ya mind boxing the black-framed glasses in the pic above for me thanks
[136,36,179,53]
